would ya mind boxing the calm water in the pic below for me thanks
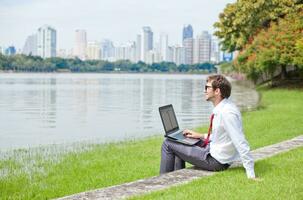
[0,73,242,150]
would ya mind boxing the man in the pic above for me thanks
[160,75,256,179]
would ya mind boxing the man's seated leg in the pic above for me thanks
[160,139,228,174]
[174,156,185,171]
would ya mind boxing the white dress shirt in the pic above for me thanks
[209,98,256,178]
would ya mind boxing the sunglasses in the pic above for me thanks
[204,85,213,91]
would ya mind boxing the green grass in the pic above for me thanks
[130,147,303,200]
[1,87,303,199]
[0,138,162,199]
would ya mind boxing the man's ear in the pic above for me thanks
[214,88,220,94]
[214,88,222,97]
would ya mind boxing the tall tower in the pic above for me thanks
[182,24,194,64]
[172,45,185,65]
[182,24,193,41]
[87,41,101,60]
[210,37,220,63]
[5,46,16,56]
[140,26,153,62]
[183,38,194,65]
[100,39,115,61]
[193,31,211,63]
[159,33,168,61]
[74,29,87,60]
[200,31,211,63]
[136,34,141,62]
[22,34,37,56]
[37,25,56,58]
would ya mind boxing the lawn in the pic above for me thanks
[130,146,303,200]
[0,87,303,199]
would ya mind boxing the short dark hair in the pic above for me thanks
[207,75,231,98]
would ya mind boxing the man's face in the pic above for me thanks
[204,81,215,101]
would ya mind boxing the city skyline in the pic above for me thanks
[0,0,235,50]
[1,25,223,65]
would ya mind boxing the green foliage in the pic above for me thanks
[214,0,303,82]
[294,38,303,67]
[234,10,303,82]
[0,53,8,70]
[218,62,234,74]
[214,0,303,52]
[0,54,216,73]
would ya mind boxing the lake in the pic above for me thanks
[0,73,253,150]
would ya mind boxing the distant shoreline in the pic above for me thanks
[0,70,213,75]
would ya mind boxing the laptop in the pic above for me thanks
[159,104,200,145]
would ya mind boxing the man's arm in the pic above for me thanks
[222,111,256,179]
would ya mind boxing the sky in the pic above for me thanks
[0,0,235,50]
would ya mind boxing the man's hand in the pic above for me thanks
[183,129,203,139]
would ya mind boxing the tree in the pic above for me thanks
[294,38,303,68]
[103,62,114,71]
[234,10,303,82]
[0,54,8,70]
[0,54,218,74]
[214,0,303,52]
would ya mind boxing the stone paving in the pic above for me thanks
[56,135,303,200]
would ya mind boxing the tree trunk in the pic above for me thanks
[281,65,288,80]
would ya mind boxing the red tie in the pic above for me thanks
[203,113,214,147]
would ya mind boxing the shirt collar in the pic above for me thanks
[212,98,228,115]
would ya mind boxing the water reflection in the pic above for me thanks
[0,73,241,150]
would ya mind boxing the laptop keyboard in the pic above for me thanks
[170,131,185,139]
[170,130,199,143]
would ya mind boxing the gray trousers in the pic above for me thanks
[160,138,230,174]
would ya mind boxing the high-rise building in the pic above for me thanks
[141,26,153,62]
[200,31,212,62]
[87,41,101,60]
[74,29,87,60]
[37,25,56,58]
[167,46,174,62]
[100,39,115,61]
[5,46,16,56]
[193,31,211,63]
[183,38,194,65]
[193,38,200,64]
[182,24,193,41]
[153,41,161,63]
[159,33,168,61]
[145,50,161,64]
[22,34,37,56]
[172,45,185,65]
[114,46,124,61]
[114,42,136,62]
[135,34,141,62]
[182,25,194,65]
[125,41,136,62]
[210,37,220,63]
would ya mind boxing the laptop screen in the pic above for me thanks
[159,105,179,134]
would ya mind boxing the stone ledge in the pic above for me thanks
[56,135,303,200]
